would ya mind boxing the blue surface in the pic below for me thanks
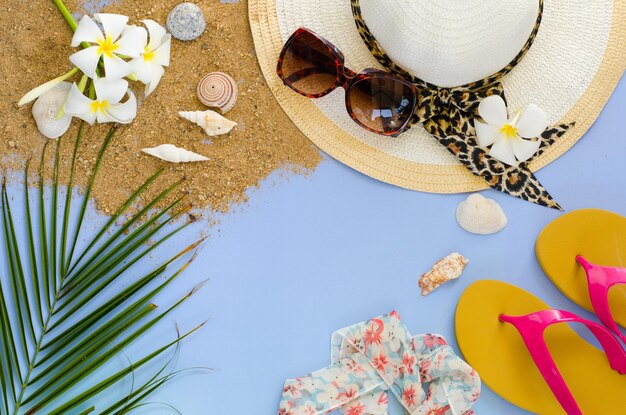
[2,81,623,413]
[126,76,622,414]
[2,80,623,414]
[7,0,626,410]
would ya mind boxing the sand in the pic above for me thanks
[0,0,321,217]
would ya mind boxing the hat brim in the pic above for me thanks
[249,0,626,193]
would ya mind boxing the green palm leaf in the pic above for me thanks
[0,124,205,414]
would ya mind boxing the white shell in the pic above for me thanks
[179,110,237,137]
[419,253,469,296]
[32,82,72,139]
[456,193,507,235]
[142,144,209,163]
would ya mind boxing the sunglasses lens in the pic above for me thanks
[348,77,415,135]
[279,31,339,96]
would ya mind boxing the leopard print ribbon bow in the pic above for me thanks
[352,0,574,209]
[413,83,506,137]
[278,311,481,415]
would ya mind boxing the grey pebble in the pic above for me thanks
[166,2,206,41]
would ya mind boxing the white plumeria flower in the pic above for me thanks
[127,20,171,96]
[475,95,549,166]
[64,77,137,124]
[70,13,140,80]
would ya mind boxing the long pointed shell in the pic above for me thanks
[142,144,209,163]
[419,253,469,296]
[456,193,507,235]
[197,72,238,113]
[179,110,237,137]
[32,82,72,139]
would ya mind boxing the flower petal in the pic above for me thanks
[94,77,129,103]
[71,15,104,47]
[95,13,129,41]
[474,120,500,147]
[115,31,141,58]
[145,64,165,97]
[19,68,77,106]
[69,46,102,79]
[489,136,517,166]
[64,83,97,125]
[154,35,171,67]
[516,104,549,138]
[102,53,134,80]
[129,57,153,84]
[511,136,541,163]
[143,19,167,51]
[95,110,118,124]
[478,95,508,126]
[105,91,137,124]
[124,25,148,50]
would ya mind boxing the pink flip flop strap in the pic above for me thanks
[500,309,626,415]
[577,256,626,342]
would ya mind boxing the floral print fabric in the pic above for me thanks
[279,311,480,415]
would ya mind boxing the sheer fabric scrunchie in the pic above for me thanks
[278,311,480,415]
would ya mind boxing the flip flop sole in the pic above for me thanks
[455,280,626,415]
[536,209,626,327]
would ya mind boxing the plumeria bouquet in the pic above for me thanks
[19,12,171,132]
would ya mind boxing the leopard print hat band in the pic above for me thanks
[350,0,572,210]
[350,0,544,91]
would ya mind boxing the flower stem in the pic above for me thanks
[77,74,88,93]
[52,0,78,31]
[89,80,96,100]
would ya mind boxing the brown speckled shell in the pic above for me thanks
[197,72,238,113]
[418,253,469,296]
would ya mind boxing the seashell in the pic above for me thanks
[32,82,72,139]
[419,253,469,297]
[197,72,238,113]
[166,2,206,41]
[142,144,208,163]
[179,110,237,136]
[456,193,508,235]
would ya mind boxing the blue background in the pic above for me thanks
[6,1,625,412]
[3,68,623,415]
[136,77,622,414]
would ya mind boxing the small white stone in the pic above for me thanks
[166,2,206,41]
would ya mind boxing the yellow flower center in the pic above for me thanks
[500,123,518,140]
[143,48,156,62]
[90,100,110,113]
[96,36,119,58]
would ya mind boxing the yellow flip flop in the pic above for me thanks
[536,209,626,327]
[455,280,626,415]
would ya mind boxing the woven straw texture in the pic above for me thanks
[249,0,626,193]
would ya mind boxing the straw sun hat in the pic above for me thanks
[249,0,625,201]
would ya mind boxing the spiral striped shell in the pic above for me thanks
[197,72,238,113]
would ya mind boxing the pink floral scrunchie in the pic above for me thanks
[279,311,480,415]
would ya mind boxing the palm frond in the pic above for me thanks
[0,123,204,414]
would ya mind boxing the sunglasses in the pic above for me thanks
[277,28,419,137]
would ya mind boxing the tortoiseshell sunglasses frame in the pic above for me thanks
[276,27,419,137]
